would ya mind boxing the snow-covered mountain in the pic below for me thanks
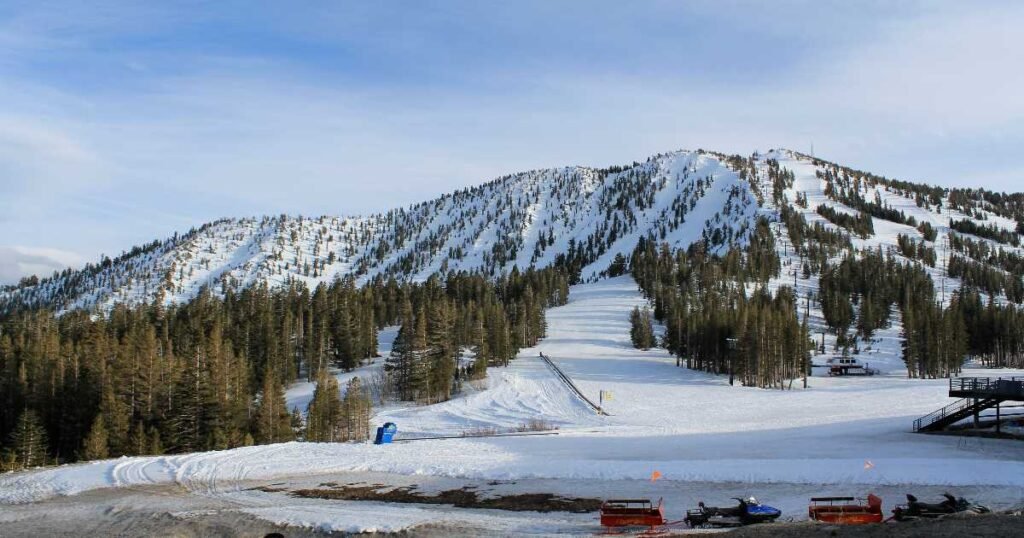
[1,150,758,312]
[2,148,1022,314]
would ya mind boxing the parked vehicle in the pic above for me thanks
[892,493,989,521]
[599,498,665,529]
[684,497,781,528]
[808,494,884,524]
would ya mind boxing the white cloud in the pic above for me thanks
[813,4,1024,128]
[0,246,83,285]
[0,1,1022,271]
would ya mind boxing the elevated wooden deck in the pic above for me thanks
[948,377,1024,399]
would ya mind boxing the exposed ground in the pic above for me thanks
[732,512,1024,538]
[290,484,601,513]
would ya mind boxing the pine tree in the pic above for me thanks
[148,426,164,455]
[630,306,654,349]
[253,370,293,444]
[339,377,371,441]
[82,413,110,460]
[471,314,489,380]
[8,409,48,469]
[169,352,217,453]
[290,407,304,440]
[332,298,357,370]
[409,305,430,400]
[99,382,131,457]
[128,421,149,456]
[385,297,424,401]
[608,253,628,277]
[306,370,342,442]
[426,299,455,403]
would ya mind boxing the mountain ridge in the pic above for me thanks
[3,148,1022,315]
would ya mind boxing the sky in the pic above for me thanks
[1,0,1023,284]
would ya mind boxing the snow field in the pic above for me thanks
[5,276,1023,511]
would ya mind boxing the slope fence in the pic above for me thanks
[538,352,610,416]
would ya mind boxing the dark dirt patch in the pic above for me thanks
[291,484,601,513]
[253,485,288,493]
[729,512,1024,538]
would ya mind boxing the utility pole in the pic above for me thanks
[727,337,738,386]
[676,309,682,368]
[941,234,948,305]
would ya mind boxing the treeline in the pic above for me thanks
[816,204,874,239]
[766,158,795,206]
[383,268,566,404]
[918,221,937,242]
[631,220,813,389]
[896,234,936,267]
[955,289,1024,368]
[950,218,1020,247]
[950,233,1024,276]
[0,220,234,313]
[809,159,947,212]
[820,169,914,226]
[819,250,965,377]
[948,188,1024,223]
[947,255,1024,304]
[817,249,1024,375]
[304,374,372,443]
[0,266,572,470]
[780,204,850,274]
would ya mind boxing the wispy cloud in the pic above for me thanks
[0,1,1021,284]
[0,246,83,285]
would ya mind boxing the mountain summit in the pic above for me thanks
[3,148,1022,314]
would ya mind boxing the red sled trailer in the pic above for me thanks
[808,494,884,525]
[600,498,666,530]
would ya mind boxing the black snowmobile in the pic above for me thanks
[892,493,989,521]
[684,497,782,528]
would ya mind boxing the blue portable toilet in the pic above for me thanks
[374,422,397,445]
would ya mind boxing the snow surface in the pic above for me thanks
[2,150,761,313]
[4,276,1023,533]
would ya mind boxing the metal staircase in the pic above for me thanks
[914,377,1024,433]
[914,397,999,432]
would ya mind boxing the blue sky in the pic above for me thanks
[1,1,1023,283]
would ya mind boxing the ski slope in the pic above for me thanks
[4,276,1023,521]
[2,150,760,314]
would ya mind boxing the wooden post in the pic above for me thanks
[726,338,738,386]
[996,401,1001,435]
